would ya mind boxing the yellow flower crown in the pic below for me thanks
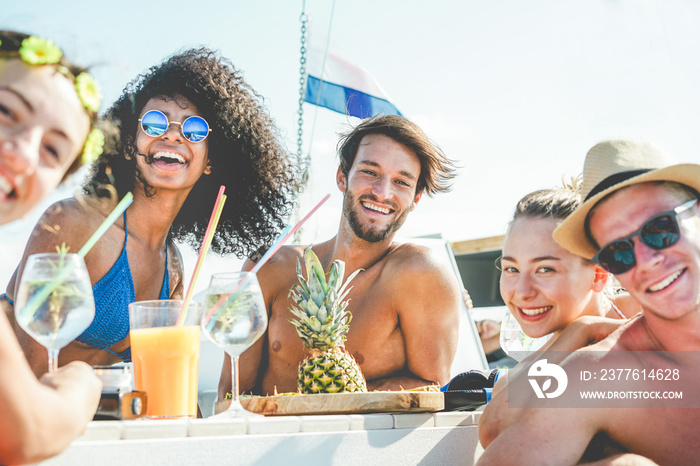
[0,36,104,164]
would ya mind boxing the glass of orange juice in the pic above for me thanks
[129,300,201,419]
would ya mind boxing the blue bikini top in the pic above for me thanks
[75,212,170,361]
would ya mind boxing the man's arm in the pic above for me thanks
[582,454,659,466]
[370,245,460,390]
[482,327,627,452]
[477,407,600,465]
[367,370,434,391]
[539,316,627,354]
[488,316,627,404]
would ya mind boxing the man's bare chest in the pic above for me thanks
[267,284,400,355]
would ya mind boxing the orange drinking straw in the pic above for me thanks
[177,185,227,326]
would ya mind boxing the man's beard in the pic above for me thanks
[342,191,411,243]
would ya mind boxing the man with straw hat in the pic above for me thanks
[478,140,700,465]
[220,114,463,397]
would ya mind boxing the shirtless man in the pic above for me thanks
[478,140,700,465]
[219,114,461,396]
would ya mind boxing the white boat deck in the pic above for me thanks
[38,411,483,465]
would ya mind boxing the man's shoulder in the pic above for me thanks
[261,244,306,270]
[607,315,657,351]
[254,244,307,288]
[556,317,650,372]
[386,242,447,272]
[383,242,457,286]
[381,242,461,310]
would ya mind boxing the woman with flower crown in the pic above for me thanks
[2,47,300,377]
[0,32,105,225]
[0,30,103,465]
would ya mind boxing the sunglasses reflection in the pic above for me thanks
[138,110,211,143]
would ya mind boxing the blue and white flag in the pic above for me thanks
[304,48,402,119]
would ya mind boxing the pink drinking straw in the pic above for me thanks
[177,185,227,326]
[204,193,331,326]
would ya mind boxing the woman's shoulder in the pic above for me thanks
[30,196,115,252]
[38,195,109,225]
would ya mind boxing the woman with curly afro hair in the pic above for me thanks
[6,47,301,375]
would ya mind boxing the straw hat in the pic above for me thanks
[553,139,700,259]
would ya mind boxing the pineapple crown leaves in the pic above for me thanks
[288,246,363,350]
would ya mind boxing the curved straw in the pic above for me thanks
[203,225,291,330]
[19,192,134,327]
[77,192,134,257]
[204,193,331,330]
[177,186,227,326]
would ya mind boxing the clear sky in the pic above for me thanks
[2,0,700,286]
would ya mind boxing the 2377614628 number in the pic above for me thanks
[599,368,680,381]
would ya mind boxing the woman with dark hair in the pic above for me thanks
[4,47,300,376]
[88,47,298,257]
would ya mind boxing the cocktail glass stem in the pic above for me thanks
[48,349,59,372]
[217,354,260,418]
[231,355,240,406]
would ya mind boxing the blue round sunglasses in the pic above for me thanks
[138,110,211,143]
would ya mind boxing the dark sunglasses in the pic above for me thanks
[138,110,211,143]
[592,198,698,274]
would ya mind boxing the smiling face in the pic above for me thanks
[337,133,422,243]
[500,216,606,338]
[588,182,700,322]
[134,95,211,191]
[0,59,90,225]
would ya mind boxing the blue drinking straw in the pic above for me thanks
[205,225,291,332]
[203,193,331,332]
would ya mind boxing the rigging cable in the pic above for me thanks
[295,0,336,242]
[298,0,337,190]
[296,0,308,176]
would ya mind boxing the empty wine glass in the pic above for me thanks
[499,311,552,362]
[15,253,95,372]
[201,271,268,417]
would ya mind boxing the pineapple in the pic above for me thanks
[288,246,367,394]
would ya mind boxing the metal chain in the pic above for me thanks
[293,5,310,244]
[297,9,309,190]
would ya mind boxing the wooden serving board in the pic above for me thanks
[215,391,444,416]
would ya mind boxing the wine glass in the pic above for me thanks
[14,253,95,372]
[201,271,268,417]
[499,311,552,362]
